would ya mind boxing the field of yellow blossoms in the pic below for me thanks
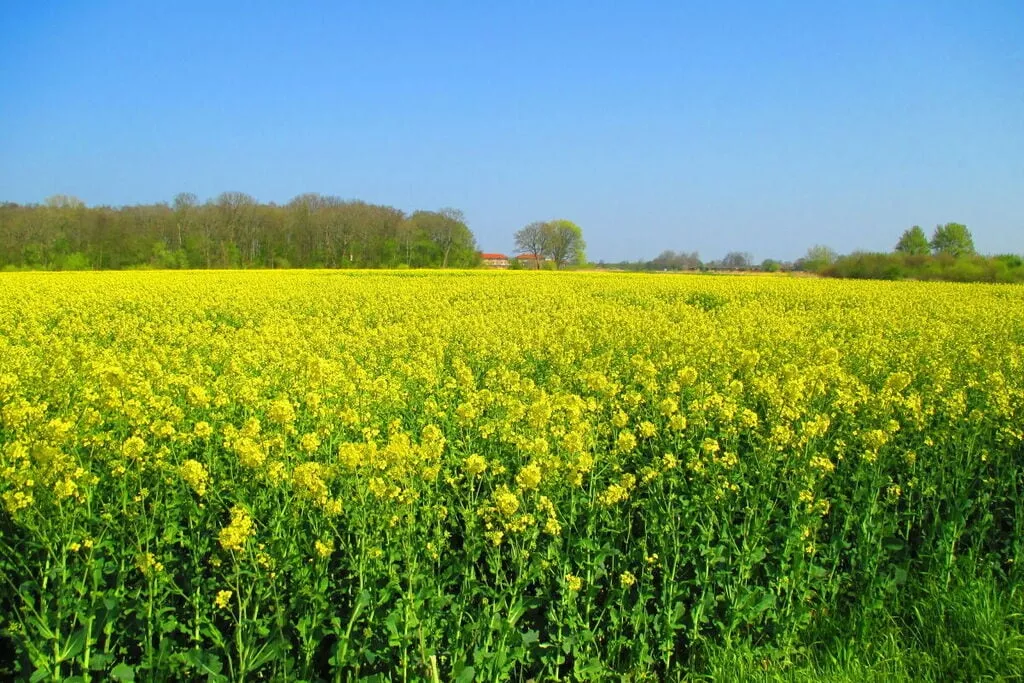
[1,270,1023,681]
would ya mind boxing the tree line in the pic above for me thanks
[3,199,1016,283]
[0,194,480,270]
[616,223,1022,283]
[821,223,1024,283]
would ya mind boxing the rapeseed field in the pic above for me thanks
[1,271,1023,681]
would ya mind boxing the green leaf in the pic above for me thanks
[454,664,475,683]
[809,563,829,579]
[111,663,136,682]
[751,591,776,616]
[249,638,285,670]
[89,653,112,671]
[59,627,87,661]
[882,535,904,551]
[178,650,223,676]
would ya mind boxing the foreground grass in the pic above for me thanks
[699,572,1024,682]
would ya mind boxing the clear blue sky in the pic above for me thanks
[1,1,1021,262]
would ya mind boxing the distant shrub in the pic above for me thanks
[994,254,1023,269]
[945,258,986,282]
[60,252,92,271]
[823,252,1024,284]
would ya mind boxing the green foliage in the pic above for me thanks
[895,226,931,255]
[930,222,975,257]
[703,571,1024,681]
[686,290,730,311]
[408,208,479,268]
[823,251,1024,283]
[994,253,1023,268]
[802,245,839,272]
[58,252,91,271]
[544,219,586,269]
[0,196,481,270]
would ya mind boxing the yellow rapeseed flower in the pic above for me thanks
[218,505,255,552]
[464,454,487,477]
[215,590,233,609]
[180,459,210,496]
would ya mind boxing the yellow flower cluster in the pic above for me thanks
[179,459,209,496]
[215,590,233,609]
[218,505,255,552]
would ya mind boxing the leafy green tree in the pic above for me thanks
[540,219,586,269]
[895,225,930,255]
[409,209,478,268]
[930,222,975,257]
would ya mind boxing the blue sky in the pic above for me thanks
[1,1,1021,262]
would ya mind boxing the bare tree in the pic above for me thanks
[721,251,752,270]
[172,192,197,251]
[514,221,547,268]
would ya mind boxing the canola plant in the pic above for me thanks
[1,270,1022,680]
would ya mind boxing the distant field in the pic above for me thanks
[2,271,1023,681]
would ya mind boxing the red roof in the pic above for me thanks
[479,253,508,259]
[515,253,542,260]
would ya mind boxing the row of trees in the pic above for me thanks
[2,199,1013,282]
[609,223,1020,283]
[822,251,1024,283]
[601,247,837,273]
[895,223,976,257]
[822,223,1023,283]
[599,251,773,272]
[512,220,586,269]
[0,194,481,270]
